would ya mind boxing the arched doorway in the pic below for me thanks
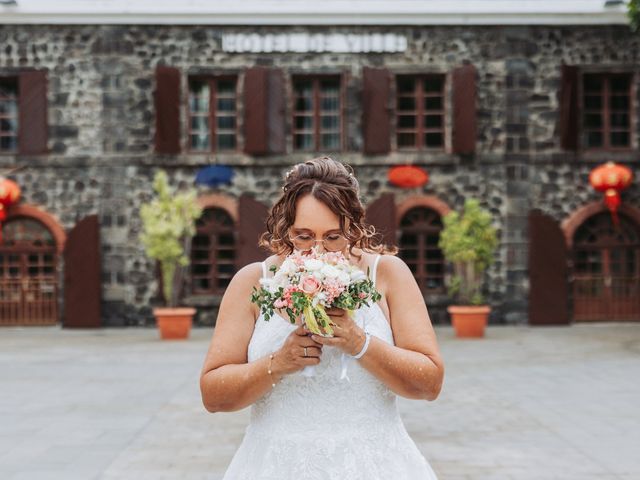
[190,207,237,294]
[398,207,446,293]
[572,212,640,322]
[0,216,59,325]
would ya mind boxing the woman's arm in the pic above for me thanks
[312,255,445,401]
[199,263,278,413]
[200,262,323,413]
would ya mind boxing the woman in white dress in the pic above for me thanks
[200,157,444,479]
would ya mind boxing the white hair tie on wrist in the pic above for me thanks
[351,332,371,360]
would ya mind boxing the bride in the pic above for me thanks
[200,157,444,479]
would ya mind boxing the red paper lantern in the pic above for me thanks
[0,177,22,244]
[388,165,429,188]
[589,162,633,226]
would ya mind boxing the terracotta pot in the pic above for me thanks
[153,307,196,340]
[447,305,491,338]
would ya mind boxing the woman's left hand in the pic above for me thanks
[310,307,366,356]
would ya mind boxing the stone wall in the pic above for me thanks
[1,24,639,326]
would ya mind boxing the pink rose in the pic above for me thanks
[274,298,287,309]
[358,292,367,299]
[301,276,321,295]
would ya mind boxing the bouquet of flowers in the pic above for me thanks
[251,247,381,337]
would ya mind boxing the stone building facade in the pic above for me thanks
[1,2,639,327]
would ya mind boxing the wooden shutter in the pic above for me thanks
[365,193,397,247]
[63,215,101,328]
[237,193,269,268]
[528,210,570,325]
[362,67,391,155]
[154,65,181,154]
[452,63,477,155]
[18,70,48,154]
[244,67,286,156]
[267,69,286,154]
[559,64,579,151]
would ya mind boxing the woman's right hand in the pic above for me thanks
[272,325,323,377]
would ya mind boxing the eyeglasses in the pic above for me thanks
[289,232,349,252]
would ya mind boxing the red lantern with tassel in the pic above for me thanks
[388,165,429,188]
[0,177,22,244]
[589,161,633,227]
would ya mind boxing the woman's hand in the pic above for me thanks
[311,307,366,356]
[272,326,323,378]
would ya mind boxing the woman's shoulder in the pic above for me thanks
[226,261,264,293]
[375,253,413,290]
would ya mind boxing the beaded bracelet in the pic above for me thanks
[267,353,277,387]
[351,331,371,360]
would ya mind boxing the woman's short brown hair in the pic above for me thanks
[258,156,398,258]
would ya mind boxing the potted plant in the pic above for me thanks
[140,170,203,339]
[438,198,499,338]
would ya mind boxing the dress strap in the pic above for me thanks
[371,254,382,289]
[261,261,267,279]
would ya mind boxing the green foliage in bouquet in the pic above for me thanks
[139,170,203,308]
[438,199,498,306]
[629,0,640,32]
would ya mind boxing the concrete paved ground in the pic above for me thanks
[0,323,639,480]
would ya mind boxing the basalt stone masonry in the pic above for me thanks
[0,24,638,326]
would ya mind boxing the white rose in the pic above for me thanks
[280,259,298,276]
[304,259,324,272]
[350,269,367,282]
[338,272,351,285]
[321,264,341,279]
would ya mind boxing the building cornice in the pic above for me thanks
[0,1,631,26]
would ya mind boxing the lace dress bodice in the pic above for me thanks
[221,255,438,480]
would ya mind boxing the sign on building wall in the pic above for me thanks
[222,33,407,53]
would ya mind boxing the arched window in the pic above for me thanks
[573,212,640,321]
[398,207,445,293]
[190,207,236,294]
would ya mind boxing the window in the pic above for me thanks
[396,74,445,150]
[188,76,238,152]
[398,207,445,293]
[0,78,18,153]
[582,73,632,150]
[292,76,343,151]
[190,207,236,294]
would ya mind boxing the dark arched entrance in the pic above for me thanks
[0,216,59,325]
[398,207,445,293]
[572,212,640,322]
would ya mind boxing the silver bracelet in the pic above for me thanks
[351,331,371,359]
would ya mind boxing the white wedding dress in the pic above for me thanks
[221,254,439,480]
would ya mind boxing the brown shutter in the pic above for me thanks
[237,193,269,268]
[362,67,391,155]
[452,63,477,155]
[63,215,101,328]
[18,70,48,154]
[267,69,286,154]
[244,67,286,156]
[528,210,570,325]
[154,65,181,154]
[559,64,579,151]
[365,193,397,247]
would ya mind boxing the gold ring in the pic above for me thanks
[303,347,308,357]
